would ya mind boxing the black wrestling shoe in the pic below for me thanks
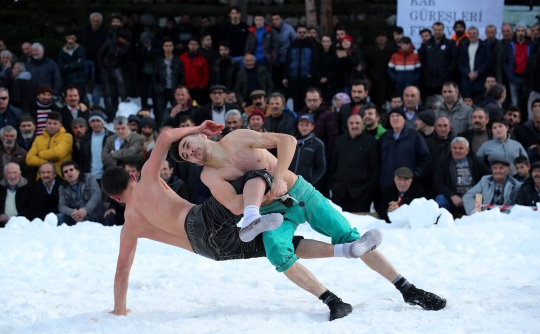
[402,285,447,311]
[327,298,353,321]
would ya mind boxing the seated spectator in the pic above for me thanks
[503,106,521,136]
[16,114,36,151]
[70,117,88,168]
[247,109,266,133]
[515,161,540,207]
[140,117,157,158]
[415,110,435,140]
[80,112,112,184]
[264,92,296,136]
[10,62,37,113]
[0,87,22,130]
[127,115,140,133]
[161,86,200,128]
[363,104,386,139]
[476,84,505,119]
[387,37,420,96]
[0,125,27,180]
[290,114,326,186]
[136,109,151,119]
[331,114,379,212]
[513,156,531,183]
[102,116,144,169]
[103,161,140,226]
[30,162,61,220]
[243,90,271,117]
[514,100,540,149]
[434,137,491,214]
[424,116,456,198]
[225,90,239,105]
[161,158,188,199]
[26,43,61,95]
[59,86,90,135]
[458,107,492,155]
[0,163,31,226]
[28,84,61,135]
[26,111,73,177]
[527,133,540,164]
[433,82,473,135]
[402,86,424,130]
[477,117,527,176]
[462,94,475,107]
[424,94,444,111]
[235,54,273,107]
[225,109,244,132]
[463,157,521,215]
[390,94,403,109]
[378,167,424,223]
[196,85,240,125]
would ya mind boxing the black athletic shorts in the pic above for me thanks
[184,196,304,261]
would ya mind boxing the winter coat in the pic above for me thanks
[502,41,534,81]
[0,104,22,130]
[98,39,131,71]
[10,71,36,113]
[476,136,528,175]
[463,175,521,214]
[245,24,279,66]
[378,181,424,223]
[274,22,296,66]
[77,25,108,61]
[363,124,387,140]
[337,45,363,89]
[317,47,338,86]
[59,106,90,135]
[80,129,113,174]
[514,120,540,149]
[58,172,105,220]
[234,65,273,106]
[196,102,241,126]
[289,133,326,185]
[476,97,504,119]
[387,46,421,90]
[179,51,209,89]
[58,44,87,85]
[285,39,318,79]
[434,102,474,135]
[298,105,338,162]
[211,57,239,91]
[418,35,456,88]
[264,110,297,136]
[102,131,144,168]
[220,21,250,58]
[26,57,62,95]
[153,57,185,93]
[166,174,188,200]
[30,176,62,220]
[458,40,493,95]
[515,177,540,207]
[26,127,73,176]
[0,177,31,225]
[434,153,491,199]
[364,43,395,105]
[0,143,27,180]
[525,46,540,93]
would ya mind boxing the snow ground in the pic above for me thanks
[1,200,539,334]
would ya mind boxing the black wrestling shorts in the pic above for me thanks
[184,196,303,261]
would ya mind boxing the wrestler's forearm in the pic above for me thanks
[274,134,297,177]
[163,126,201,144]
[112,271,130,312]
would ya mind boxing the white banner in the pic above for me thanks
[397,0,505,48]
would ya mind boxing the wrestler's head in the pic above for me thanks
[170,133,210,165]
[102,166,137,204]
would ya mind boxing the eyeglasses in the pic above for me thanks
[305,99,319,103]
[63,168,75,173]
[210,91,225,95]
[297,31,307,34]
[0,97,8,100]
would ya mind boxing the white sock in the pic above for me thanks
[334,243,353,259]
[242,205,261,228]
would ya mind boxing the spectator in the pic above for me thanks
[270,13,296,91]
[503,22,533,109]
[402,86,424,130]
[364,31,395,106]
[225,90,239,105]
[58,29,87,101]
[211,41,239,91]
[419,22,456,98]
[0,50,13,89]
[70,117,88,168]
[338,79,370,134]
[140,117,157,158]
[153,37,185,126]
[235,54,273,107]
[9,62,36,113]
[415,110,435,140]
[457,26,493,98]
[199,16,219,50]
[220,6,250,62]
[513,156,530,183]
[504,106,521,135]
[161,86,200,128]
[363,104,387,139]
[0,163,31,227]
[458,107,492,155]
[420,28,432,43]
[526,42,540,120]
[290,113,326,186]
[179,37,210,104]
[59,86,90,134]
[26,111,72,176]
[463,157,521,215]
[485,25,505,85]
[137,109,151,119]
[462,94,475,107]
[391,26,404,50]
[102,116,144,169]
[16,114,36,151]
[57,160,105,226]
[284,25,318,111]
[477,84,506,119]
[332,92,351,113]
[225,109,244,131]
[514,100,540,149]
[80,111,112,183]
[318,35,339,103]
[243,90,271,117]
[307,27,320,43]
[424,116,456,198]
[378,167,424,223]
[515,161,540,206]
[26,43,61,95]
[0,87,22,130]
[0,125,27,180]
[156,17,180,52]
[196,85,240,125]
[527,133,540,164]
[336,35,364,95]
[451,20,469,47]
[137,32,160,110]
[103,161,140,226]
[425,94,444,111]
[127,115,140,134]
[245,12,279,68]
[389,94,403,109]
[265,92,296,136]
[477,117,528,176]
[98,28,131,118]
[331,114,379,212]
[30,162,61,220]
[247,109,266,133]
[29,84,61,135]
[388,36,421,96]
[199,33,219,74]
[378,107,431,190]
[20,42,32,63]
[473,75,498,105]
[434,137,491,214]
[160,158,188,199]
[434,81,474,135]
[176,14,197,53]
[77,12,108,108]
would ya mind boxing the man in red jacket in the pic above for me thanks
[179,37,209,105]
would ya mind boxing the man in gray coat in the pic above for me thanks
[57,160,105,225]
[102,116,144,169]
[434,81,473,135]
[463,157,521,215]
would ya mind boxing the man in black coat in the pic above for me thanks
[211,41,239,91]
[194,85,240,125]
[515,161,540,206]
[264,92,297,136]
[289,114,326,186]
[59,85,90,135]
[458,107,493,155]
[514,101,540,149]
[30,162,61,220]
[378,167,424,223]
[0,163,31,227]
[331,114,379,212]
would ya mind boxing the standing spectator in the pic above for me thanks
[270,13,296,90]
[434,82,474,135]
[57,160,105,225]
[140,117,157,159]
[477,84,506,119]
[156,17,180,52]
[503,22,533,111]
[225,109,244,131]
[0,163,31,226]
[211,41,239,91]
[80,111,112,183]
[161,86,200,128]
[526,42,540,120]
[59,86,90,134]
[102,116,144,169]
[378,108,432,190]
[290,114,326,186]
[26,112,72,176]
[336,35,363,95]
[331,114,379,212]
[0,126,27,180]
[390,94,403,109]
[513,156,531,183]
[364,31,395,107]
[160,158,188,199]
[16,115,36,151]
[196,85,239,126]
[485,25,505,85]
[20,42,32,64]
[28,84,61,135]
[424,116,455,198]
[420,28,432,44]
[332,92,351,113]
[284,25,318,111]
[451,20,469,47]
[245,12,279,68]
[504,106,521,136]
[127,115,140,134]
[176,14,197,53]
[434,137,490,214]
[78,12,108,108]
[70,117,88,168]
[457,27,493,98]
[199,16,219,49]
[458,107,492,155]
[0,50,13,89]
[153,38,185,126]
[378,167,424,223]
[0,87,22,130]
[463,157,521,215]
[235,55,273,108]
[58,29,87,101]
[247,109,266,133]
[514,100,540,149]
[473,75,499,106]
[391,26,404,50]
[388,37,421,96]
[402,86,424,130]
[418,22,456,98]
[30,162,62,220]
[318,36,339,103]
[527,134,540,164]
[26,43,61,95]
[137,32,160,110]
[179,38,209,104]
[9,62,36,113]
[338,80,370,134]
[477,117,528,176]
[220,6,250,63]
[415,110,435,140]
[265,92,296,136]
[363,104,387,139]
[103,161,140,226]
[515,161,540,206]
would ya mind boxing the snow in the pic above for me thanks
[1,200,540,333]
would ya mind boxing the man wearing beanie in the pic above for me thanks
[450,20,468,47]
[415,110,435,139]
[59,85,90,135]
[80,111,113,183]
[247,108,266,133]
[139,117,157,158]
[29,84,61,135]
[71,117,89,168]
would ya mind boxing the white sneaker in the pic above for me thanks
[239,213,284,242]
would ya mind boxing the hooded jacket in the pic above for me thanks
[245,24,279,66]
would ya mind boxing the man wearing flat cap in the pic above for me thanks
[243,89,271,117]
[463,156,522,215]
[515,161,540,207]
[378,167,424,223]
[196,85,241,126]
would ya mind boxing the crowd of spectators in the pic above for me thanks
[0,8,540,227]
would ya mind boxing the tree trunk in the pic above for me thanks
[320,0,333,36]
[305,0,318,28]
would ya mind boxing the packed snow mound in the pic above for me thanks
[388,198,454,229]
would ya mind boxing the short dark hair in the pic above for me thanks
[442,81,459,90]
[514,155,529,166]
[433,22,444,28]
[506,105,521,114]
[175,85,189,94]
[64,28,77,37]
[47,111,62,122]
[252,11,265,19]
[391,93,402,100]
[297,24,307,31]
[401,36,412,44]
[393,26,404,34]
[188,37,200,45]
[305,87,322,97]
[308,26,318,32]
[169,134,195,162]
[64,84,80,97]
[102,166,132,196]
[486,84,506,100]
[454,20,466,29]
[491,116,508,128]
[351,79,371,91]
[219,41,230,49]
[335,25,346,32]
[230,6,241,13]
[178,115,195,125]
[420,28,432,36]
[271,12,282,18]
[162,37,173,46]
[364,103,380,117]
[123,160,141,171]
[60,160,80,174]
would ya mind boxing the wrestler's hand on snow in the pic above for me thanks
[199,120,224,137]
[269,173,287,199]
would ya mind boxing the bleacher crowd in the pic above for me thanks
[0,8,539,227]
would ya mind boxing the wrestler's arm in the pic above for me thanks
[110,226,138,315]
[201,169,245,215]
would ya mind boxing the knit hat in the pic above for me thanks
[531,161,540,170]
[140,31,154,44]
[531,98,540,109]
[388,107,407,119]
[128,114,141,124]
[88,111,107,124]
[248,108,266,122]
[36,84,54,96]
[417,111,435,126]
[19,113,36,125]
[341,35,354,45]
[71,117,88,129]
[140,117,157,131]
[515,21,527,30]
[394,167,414,179]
